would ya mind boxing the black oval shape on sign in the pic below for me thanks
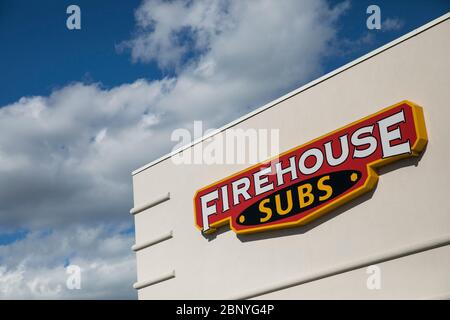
[236,170,362,226]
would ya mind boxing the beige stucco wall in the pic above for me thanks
[132,15,450,299]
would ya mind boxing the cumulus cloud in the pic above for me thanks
[0,0,350,298]
[0,225,136,299]
[383,17,404,32]
[125,0,350,125]
[0,79,177,229]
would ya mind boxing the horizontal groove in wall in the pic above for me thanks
[130,192,170,215]
[133,270,175,290]
[234,234,450,300]
[132,230,173,252]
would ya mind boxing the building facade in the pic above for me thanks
[130,13,450,299]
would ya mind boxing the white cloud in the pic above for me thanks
[0,79,176,229]
[0,225,136,299]
[383,17,404,32]
[0,0,350,298]
[124,0,350,124]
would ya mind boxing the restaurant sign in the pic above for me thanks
[194,101,427,235]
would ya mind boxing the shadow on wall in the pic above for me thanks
[202,144,428,243]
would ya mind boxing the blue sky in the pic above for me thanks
[0,0,448,106]
[0,229,28,246]
[0,0,448,299]
[0,0,161,106]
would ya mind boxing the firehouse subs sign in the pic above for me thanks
[194,101,428,235]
